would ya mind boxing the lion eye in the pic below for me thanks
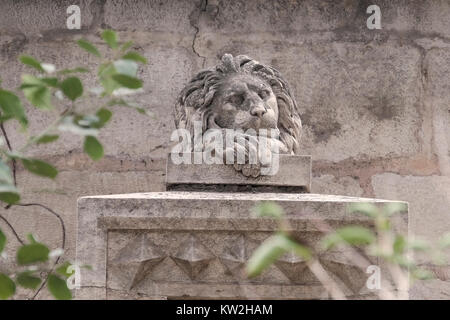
[258,89,270,99]
[228,95,243,105]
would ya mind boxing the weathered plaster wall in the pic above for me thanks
[0,0,449,299]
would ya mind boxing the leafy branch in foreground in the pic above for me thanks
[246,202,450,300]
[0,30,149,300]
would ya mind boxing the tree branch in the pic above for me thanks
[0,123,17,187]
[0,213,24,245]
[14,203,66,300]
[15,203,66,250]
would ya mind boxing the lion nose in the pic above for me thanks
[250,104,267,118]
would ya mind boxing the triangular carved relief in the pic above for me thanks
[171,234,215,280]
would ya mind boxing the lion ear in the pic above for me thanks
[234,55,253,67]
[220,53,238,73]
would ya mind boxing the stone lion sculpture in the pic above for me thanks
[174,53,302,177]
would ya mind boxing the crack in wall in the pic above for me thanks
[189,0,208,67]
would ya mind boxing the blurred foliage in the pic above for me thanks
[0,30,148,300]
[247,201,450,298]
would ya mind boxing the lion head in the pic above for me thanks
[174,54,302,154]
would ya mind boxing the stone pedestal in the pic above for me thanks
[76,155,408,299]
[166,154,311,193]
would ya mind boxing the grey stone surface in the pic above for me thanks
[0,0,96,36]
[312,174,363,197]
[166,154,311,192]
[372,174,450,244]
[425,49,450,176]
[77,191,406,299]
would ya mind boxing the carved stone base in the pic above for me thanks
[166,154,311,192]
[76,192,408,299]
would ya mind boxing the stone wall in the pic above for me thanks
[0,0,449,299]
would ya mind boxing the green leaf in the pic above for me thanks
[246,235,287,278]
[98,63,120,95]
[20,74,53,109]
[20,74,45,89]
[0,160,20,205]
[393,235,406,254]
[59,67,89,75]
[77,39,101,57]
[252,202,284,219]
[56,262,74,278]
[27,234,37,244]
[36,134,59,144]
[60,77,83,101]
[337,226,376,245]
[0,273,15,300]
[40,77,59,88]
[393,255,415,268]
[24,86,53,110]
[111,74,142,89]
[348,202,379,218]
[113,59,138,77]
[47,274,72,300]
[101,30,118,49]
[21,158,58,179]
[376,216,391,231]
[383,202,408,216]
[17,243,49,265]
[0,114,14,123]
[246,234,310,278]
[19,55,44,73]
[122,52,147,64]
[120,41,133,52]
[0,160,14,185]
[84,136,104,161]
[321,226,375,250]
[412,268,434,280]
[0,185,20,205]
[16,271,41,290]
[0,228,6,254]
[58,115,99,136]
[108,98,149,116]
[94,108,112,128]
[0,89,28,127]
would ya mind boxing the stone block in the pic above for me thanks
[76,191,407,299]
[103,0,198,33]
[425,49,450,175]
[312,174,363,197]
[372,173,450,243]
[166,154,311,192]
[0,0,96,36]
[198,0,450,38]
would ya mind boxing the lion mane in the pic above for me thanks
[174,53,302,154]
